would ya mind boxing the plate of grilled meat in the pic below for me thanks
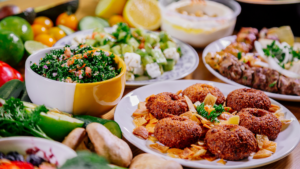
[203,26,300,101]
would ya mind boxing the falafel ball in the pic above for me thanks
[146,92,188,119]
[182,83,225,105]
[238,108,282,140]
[226,88,271,111]
[205,124,257,161]
[154,116,202,149]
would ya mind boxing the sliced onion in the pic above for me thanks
[255,41,268,61]
[268,57,300,78]
[281,42,291,64]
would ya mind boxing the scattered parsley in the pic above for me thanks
[30,44,121,83]
[237,52,242,60]
[196,103,226,123]
[269,81,277,87]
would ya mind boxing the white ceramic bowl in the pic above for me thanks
[0,137,76,167]
[159,0,241,47]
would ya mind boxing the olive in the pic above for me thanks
[0,152,5,159]
[26,154,45,166]
[6,151,24,161]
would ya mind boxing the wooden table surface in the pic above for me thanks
[2,0,300,168]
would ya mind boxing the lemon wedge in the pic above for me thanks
[123,0,161,30]
[95,0,127,19]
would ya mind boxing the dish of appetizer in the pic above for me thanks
[25,45,126,115]
[54,24,199,86]
[159,0,241,47]
[114,80,300,168]
[203,26,300,101]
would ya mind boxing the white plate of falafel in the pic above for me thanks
[114,80,300,169]
[202,35,300,102]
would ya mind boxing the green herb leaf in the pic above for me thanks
[196,103,224,123]
[269,81,277,87]
[237,52,242,60]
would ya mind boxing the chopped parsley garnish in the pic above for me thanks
[237,52,242,60]
[30,44,121,83]
[196,103,226,123]
[269,81,277,87]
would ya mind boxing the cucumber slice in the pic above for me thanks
[58,25,75,35]
[78,16,109,30]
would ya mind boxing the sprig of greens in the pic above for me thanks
[0,97,51,139]
[112,22,132,43]
[196,103,225,123]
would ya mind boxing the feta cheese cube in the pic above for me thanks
[124,53,141,68]
[133,66,144,75]
[146,63,161,78]
[163,47,180,62]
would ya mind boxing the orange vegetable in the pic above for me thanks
[56,12,78,30]
[34,34,56,47]
[48,27,66,40]
[33,16,53,29]
[31,24,48,37]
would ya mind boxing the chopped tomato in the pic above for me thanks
[85,67,92,77]
[64,47,72,58]
[138,42,145,49]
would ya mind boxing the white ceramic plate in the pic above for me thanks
[202,35,300,102]
[237,0,300,5]
[0,137,76,167]
[54,28,199,87]
[114,80,300,169]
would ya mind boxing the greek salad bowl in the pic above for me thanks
[0,137,77,167]
[25,46,126,116]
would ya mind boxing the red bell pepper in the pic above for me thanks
[0,161,34,169]
[0,61,23,87]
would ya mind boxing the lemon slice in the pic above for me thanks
[123,0,161,30]
[95,0,127,19]
[25,40,48,54]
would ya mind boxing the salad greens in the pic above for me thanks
[79,22,181,81]
[0,97,51,139]
[30,44,121,83]
[59,151,111,169]
[196,103,226,123]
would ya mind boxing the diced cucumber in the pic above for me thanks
[159,31,169,43]
[78,16,109,30]
[141,55,154,66]
[135,49,147,57]
[85,39,96,46]
[167,41,177,49]
[135,76,150,81]
[144,43,152,54]
[111,45,121,55]
[145,33,160,46]
[99,44,110,51]
[127,37,139,51]
[121,44,133,55]
[151,49,167,65]
[163,59,175,71]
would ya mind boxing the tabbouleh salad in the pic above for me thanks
[30,44,121,83]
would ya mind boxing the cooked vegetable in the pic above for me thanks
[59,151,110,169]
[129,153,182,169]
[73,115,122,138]
[30,45,121,83]
[86,123,132,167]
[0,97,51,139]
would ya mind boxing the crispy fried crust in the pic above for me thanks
[182,83,225,105]
[238,108,282,140]
[154,117,202,149]
[146,92,188,119]
[205,124,257,161]
[226,88,271,111]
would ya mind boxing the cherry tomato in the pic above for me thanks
[33,16,53,29]
[34,34,56,47]
[48,27,66,40]
[31,24,48,37]
[109,15,126,26]
[56,12,78,30]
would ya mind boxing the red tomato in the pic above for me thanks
[56,12,78,30]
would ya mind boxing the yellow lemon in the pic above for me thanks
[123,0,161,30]
[95,0,127,19]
